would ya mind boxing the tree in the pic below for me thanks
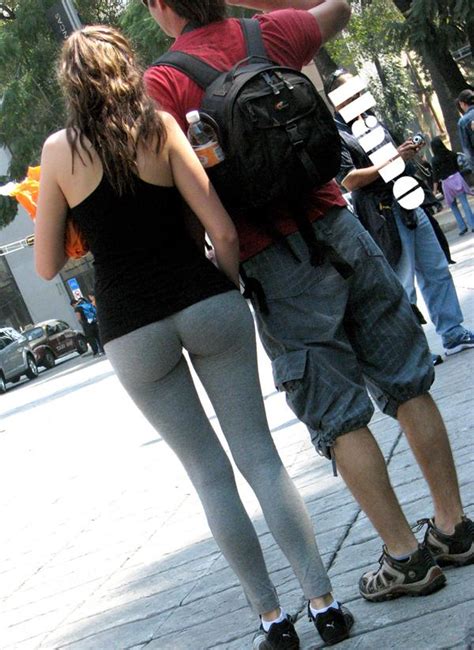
[324,0,417,142]
[390,0,473,148]
[0,1,133,182]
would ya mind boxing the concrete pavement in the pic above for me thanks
[0,226,473,649]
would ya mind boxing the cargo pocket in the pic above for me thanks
[272,349,308,394]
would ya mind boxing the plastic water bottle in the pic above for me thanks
[186,110,225,169]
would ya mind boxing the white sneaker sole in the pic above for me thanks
[444,343,474,356]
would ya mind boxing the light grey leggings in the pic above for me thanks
[105,291,331,613]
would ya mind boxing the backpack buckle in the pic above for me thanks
[275,71,294,90]
[286,123,304,147]
[262,71,281,95]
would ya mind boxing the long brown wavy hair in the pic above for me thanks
[58,25,166,195]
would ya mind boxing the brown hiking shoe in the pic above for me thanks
[359,544,446,602]
[415,516,474,567]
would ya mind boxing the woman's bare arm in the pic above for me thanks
[35,133,69,280]
[163,113,240,287]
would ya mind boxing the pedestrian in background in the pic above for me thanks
[71,296,104,356]
[326,69,474,359]
[457,89,474,168]
[431,135,474,236]
[34,25,353,650]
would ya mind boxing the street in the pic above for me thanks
[0,228,473,650]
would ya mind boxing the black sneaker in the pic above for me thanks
[308,602,354,646]
[252,616,300,650]
[359,544,446,602]
[415,516,474,567]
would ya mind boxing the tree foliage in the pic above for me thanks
[393,0,473,57]
[326,0,417,142]
[0,1,132,183]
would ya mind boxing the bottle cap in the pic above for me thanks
[186,110,201,124]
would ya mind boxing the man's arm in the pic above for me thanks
[342,141,422,192]
[458,119,470,159]
[226,0,351,43]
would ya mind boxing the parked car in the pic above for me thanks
[24,319,88,369]
[0,327,39,394]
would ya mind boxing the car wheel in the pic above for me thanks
[25,355,39,380]
[0,373,6,394]
[76,336,88,355]
[43,349,56,369]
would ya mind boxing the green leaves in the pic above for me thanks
[0,0,135,188]
[326,0,416,139]
[119,1,170,67]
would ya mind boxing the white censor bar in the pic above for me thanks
[46,0,82,41]
[328,76,425,210]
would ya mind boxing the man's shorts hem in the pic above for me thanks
[308,407,375,457]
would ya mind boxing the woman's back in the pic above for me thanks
[431,149,459,182]
[66,141,234,345]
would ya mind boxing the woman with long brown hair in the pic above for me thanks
[34,26,352,649]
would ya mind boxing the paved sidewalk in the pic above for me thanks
[0,230,473,650]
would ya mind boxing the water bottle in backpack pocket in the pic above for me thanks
[186,110,225,168]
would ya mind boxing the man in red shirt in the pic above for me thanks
[143,0,473,628]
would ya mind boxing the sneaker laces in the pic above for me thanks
[413,518,433,534]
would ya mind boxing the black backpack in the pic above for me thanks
[153,19,341,212]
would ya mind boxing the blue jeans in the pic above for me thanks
[450,193,474,232]
[393,206,465,346]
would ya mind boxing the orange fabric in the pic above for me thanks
[9,166,40,218]
[10,166,89,259]
[64,220,89,259]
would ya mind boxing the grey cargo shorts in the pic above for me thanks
[242,207,434,455]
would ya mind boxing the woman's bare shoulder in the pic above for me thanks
[43,129,69,149]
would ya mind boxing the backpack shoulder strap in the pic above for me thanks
[240,18,268,59]
[152,51,221,89]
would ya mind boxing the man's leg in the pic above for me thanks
[458,192,474,229]
[397,393,463,533]
[449,199,468,233]
[398,208,468,347]
[85,327,99,355]
[244,210,448,599]
[333,427,418,556]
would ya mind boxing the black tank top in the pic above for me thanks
[70,174,236,344]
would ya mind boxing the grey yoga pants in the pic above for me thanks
[105,290,331,613]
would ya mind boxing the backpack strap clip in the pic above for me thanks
[286,124,321,185]
[286,123,304,147]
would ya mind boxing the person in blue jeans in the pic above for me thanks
[328,71,474,359]
[391,204,473,356]
[457,89,474,169]
[430,136,474,236]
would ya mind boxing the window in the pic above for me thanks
[0,335,13,349]
[24,327,44,342]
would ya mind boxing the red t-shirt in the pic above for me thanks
[145,9,346,260]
